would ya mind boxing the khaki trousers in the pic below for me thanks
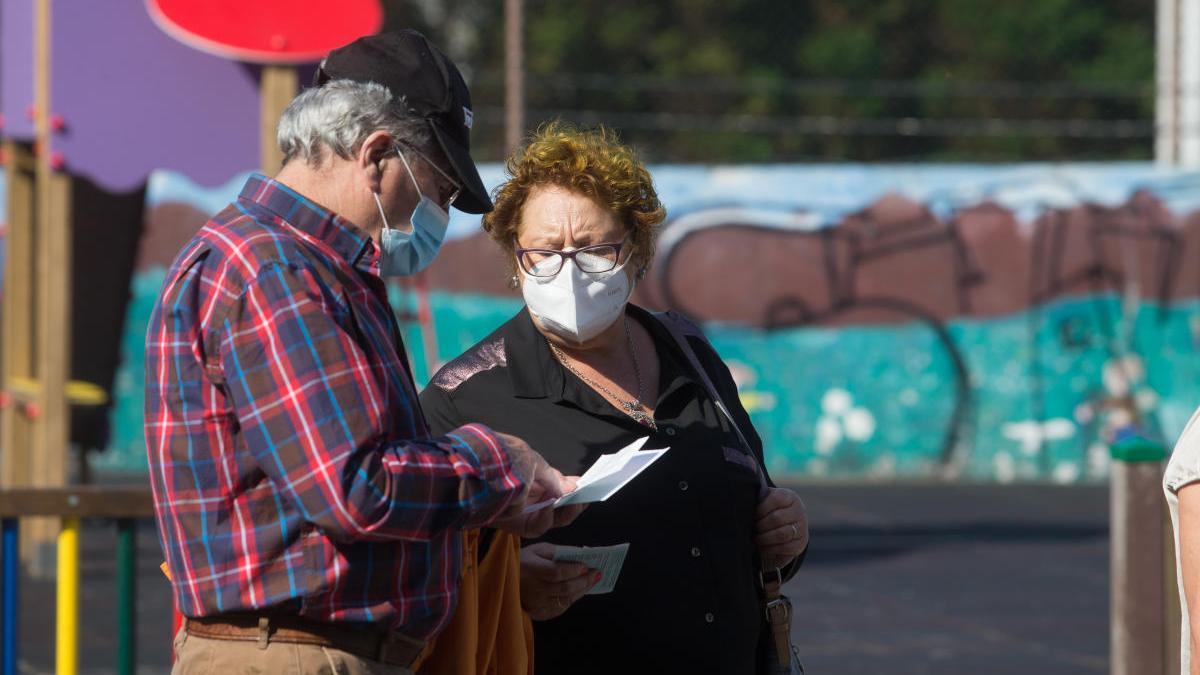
[172,628,414,675]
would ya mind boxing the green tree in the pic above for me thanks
[386,0,1155,162]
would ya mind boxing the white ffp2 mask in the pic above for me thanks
[521,252,633,343]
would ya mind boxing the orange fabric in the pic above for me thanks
[418,530,533,675]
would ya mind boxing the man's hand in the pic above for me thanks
[548,475,588,529]
[754,487,808,571]
[519,542,601,621]
[491,433,584,537]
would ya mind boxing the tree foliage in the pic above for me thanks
[387,0,1155,162]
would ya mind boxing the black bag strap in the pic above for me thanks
[651,310,768,496]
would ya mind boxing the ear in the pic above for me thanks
[357,130,395,194]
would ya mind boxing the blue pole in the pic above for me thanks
[2,518,18,675]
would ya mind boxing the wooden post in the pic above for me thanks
[1111,440,1168,675]
[504,0,525,153]
[260,65,298,175]
[26,0,72,574]
[1,142,37,491]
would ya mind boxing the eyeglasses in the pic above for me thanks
[396,143,461,210]
[514,234,631,278]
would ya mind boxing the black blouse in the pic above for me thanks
[419,305,799,675]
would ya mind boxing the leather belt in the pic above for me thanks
[184,614,426,668]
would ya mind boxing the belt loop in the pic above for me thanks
[257,616,270,650]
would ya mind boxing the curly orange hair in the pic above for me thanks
[482,122,665,276]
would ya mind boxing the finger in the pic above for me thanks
[552,503,588,528]
[560,475,581,493]
[759,542,804,562]
[523,480,551,506]
[755,489,795,519]
[556,570,600,597]
[756,528,808,555]
[536,465,566,501]
[757,498,806,532]
[526,542,558,561]
[523,508,555,538]
[523,553,560,574]
[550,562,592,582]
[754,508,794,534]
[754,524,800,547]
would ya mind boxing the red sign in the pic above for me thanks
[147,0,383,64]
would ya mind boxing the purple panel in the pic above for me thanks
[1,0,36,139]
[50,0,306,190]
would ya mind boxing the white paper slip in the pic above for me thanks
[552,543,630,595]
[522,436,668,513]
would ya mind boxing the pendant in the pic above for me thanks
[628,409,657,430]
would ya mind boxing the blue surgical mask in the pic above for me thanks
[373,150,450,277]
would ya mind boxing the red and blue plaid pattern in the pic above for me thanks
[145,174,523,637]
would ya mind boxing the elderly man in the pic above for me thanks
[146,31,575,674]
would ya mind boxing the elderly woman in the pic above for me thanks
[418,123,808,674]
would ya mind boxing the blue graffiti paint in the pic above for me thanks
[102,273,1198,483]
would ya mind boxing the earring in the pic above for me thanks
[508,275,519,289]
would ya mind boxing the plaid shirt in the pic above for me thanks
[145,174,524,637]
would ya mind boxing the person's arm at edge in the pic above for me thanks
[1179,482,1200,675]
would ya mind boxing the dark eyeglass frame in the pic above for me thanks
[514,233,632,278]
[395,142,461,210]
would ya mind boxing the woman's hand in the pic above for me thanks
[519,542,601,621]
[754,487,809,571]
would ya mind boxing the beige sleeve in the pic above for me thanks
[1166,407,1200,495]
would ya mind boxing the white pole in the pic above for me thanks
[1159,0,1200,168]
[1182,0,1200,167]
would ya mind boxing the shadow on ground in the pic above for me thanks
[9,483,1108,674]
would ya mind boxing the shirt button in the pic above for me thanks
[678,481,689,491]
[705,612,715,623]
[691,547,701,558]
[665,427,677,436]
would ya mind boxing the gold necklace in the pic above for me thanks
[549,322,657,430]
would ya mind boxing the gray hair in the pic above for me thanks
[277,79,433,166]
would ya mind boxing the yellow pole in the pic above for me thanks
[55,517,79,675]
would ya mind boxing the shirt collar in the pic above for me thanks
[502,304,696,405]
[237,173,378,272]
[504,307,566,400]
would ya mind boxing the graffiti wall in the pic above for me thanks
[68,163,1200,482]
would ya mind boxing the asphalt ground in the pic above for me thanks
[787,484,1108,674]
[9,483,1109,674]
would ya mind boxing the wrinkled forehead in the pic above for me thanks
[516,185,626,245]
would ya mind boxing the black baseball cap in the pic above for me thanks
[315,30,492,214]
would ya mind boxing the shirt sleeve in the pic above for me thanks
[1166,406,1200,495]
[216,262,525,542]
